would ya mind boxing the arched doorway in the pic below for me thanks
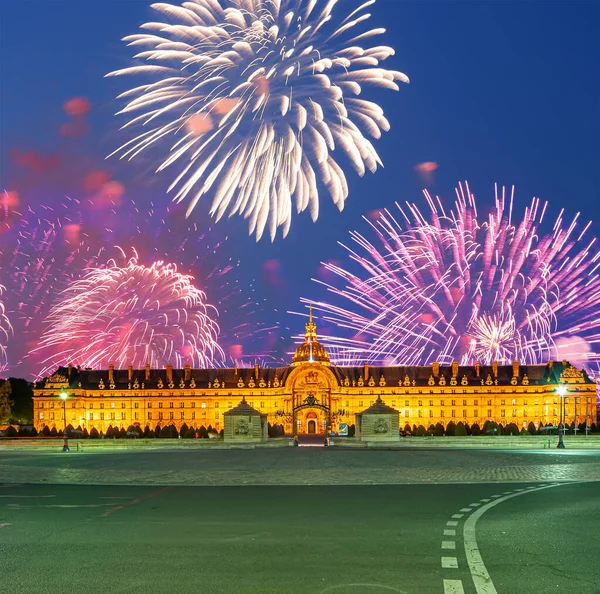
[306,412,318,434]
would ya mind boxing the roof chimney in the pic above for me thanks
[363,362,369,381]
[108,364,114,383]
[512,360,519,378]
[184,363,191,381]
[474,361,480,377]
[128,365,133,381]
[432,362,439,377]
[254,363,259,379]
[166,364,173,383]
[67,363,73,378]
[451,361,458,377]
[492,361,498,378]
[145,364,151,381]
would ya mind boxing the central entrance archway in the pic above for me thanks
[307,419,317,433]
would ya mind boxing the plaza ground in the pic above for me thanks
[0,449,599,593]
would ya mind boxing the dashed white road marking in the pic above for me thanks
[441,557,458,569]
[470,503,481,507]
[443,580,465,594]
[459,508,472,512]
[451,514,464,519]
[0,523,11,529]
[444,529,456,536]
[441,541,456,550]
[480,498,491,502]
[463,484,563,594]
[446,521,459,527]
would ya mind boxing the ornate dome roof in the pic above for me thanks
[292,305,330,366]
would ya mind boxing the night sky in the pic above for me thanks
[1,0,599,377]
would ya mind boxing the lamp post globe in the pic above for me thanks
[59,391,70,452]
[556,385,567,449]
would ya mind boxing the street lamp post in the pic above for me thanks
[557,385,567,449]
[59,391,70,453]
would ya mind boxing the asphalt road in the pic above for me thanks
[1,481,598,594]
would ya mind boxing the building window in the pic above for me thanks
[110,412,115,420]
[512,409,517,417]
[180,402,184,408]
[451,410,456,418]
[429,410,433,417]
[88,413,93,421]
[159,412,163,420]
[501,409,505,417]
[429,400,433,406]
[148,402,152,408]
[50,402,54,409]
[71,402,76,408]
[487,409,492,417]
[523,400,528,406]
[39,412,44,420]
[148,412,152,420]
[451,400,456,406]
[202,402,206,409]
[134,412,138,420]
[418,400,423,407]
[169,412,174,420]
[418,410,422,418]
[191,402,196,408]
[192,412,196,420]
[169,402,174,408]
[512,399,517,406]
[100,413,105,420]
[440,400,445,406]
[215,412,220,419]
[89,403,94,409]
[100,403,104,409]
[404,410,409,417]
[111,402,115,409]
[474,409,478,417]
[40,403,44,409]
[440,410,444,418]
[159,402,163,408]
[487,400,492,406]
[474,399,478,406]
[405,400,409,406]
[359,401,363,407]
[392,400,396,407]
[345,401,349,407]
[71,413,76,421]
[121,412,126,420]
[180,412,185,420]
[134,402,139,409]
[121,402,126,408]
[462,399,467,406]
[501,399,505,406]
[50,412,55,420]
[463,410,467,418]
[260,402,265,408]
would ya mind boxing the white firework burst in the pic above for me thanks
[33,257,225,377]
[107,0,408,240]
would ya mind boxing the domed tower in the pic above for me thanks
[292,305,330,366]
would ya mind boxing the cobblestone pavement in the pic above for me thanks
[1,448,599,486]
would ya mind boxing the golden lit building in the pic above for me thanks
[33,311,597,435]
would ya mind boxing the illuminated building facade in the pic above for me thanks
[33,311,597,435]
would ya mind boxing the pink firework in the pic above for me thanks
[305,182,600,367]
[32,256,224,377]
[0,285,12,374]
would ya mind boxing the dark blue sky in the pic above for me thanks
[1,0,599,370]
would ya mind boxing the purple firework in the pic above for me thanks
[304,182,600,367]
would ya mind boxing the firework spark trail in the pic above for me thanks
[303,182,600,367]
[32,256,225,378]
[0,286,12,374]
[107,0,408,240]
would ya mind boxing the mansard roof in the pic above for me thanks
[41,359,593,391]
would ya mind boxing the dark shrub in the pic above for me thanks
[455,422,467,436]
[42,425,50,437]
[471,423,481,436]
[527,422,537,435]
[5,426,17,437]
[89,427,99,438]
[433,422,444,436]
[415,424,428,436]
[445,421,456,436]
